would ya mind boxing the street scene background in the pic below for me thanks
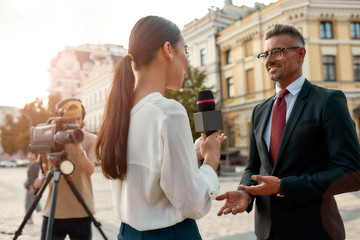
[1,166,360,240]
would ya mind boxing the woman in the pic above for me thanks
[95,15,226,240]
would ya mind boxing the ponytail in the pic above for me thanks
[95,55,134,180]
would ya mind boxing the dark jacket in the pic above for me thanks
[242,79,360,240]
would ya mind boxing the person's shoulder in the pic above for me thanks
[82,130,97,141]
[307,81,344,99]
[151,94,186,115]
[29,161,39,170]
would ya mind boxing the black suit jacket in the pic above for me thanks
[241,80,360,240]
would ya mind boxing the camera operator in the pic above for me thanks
[34,98,98,240]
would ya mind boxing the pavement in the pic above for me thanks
[1,167,360,240]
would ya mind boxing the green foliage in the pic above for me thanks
[0,115,18,155]
[0,94,61,155]
[165,66,217,140]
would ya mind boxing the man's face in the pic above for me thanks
[264,34,304,87]
[67,111,83,127]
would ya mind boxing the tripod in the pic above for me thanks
[13,152,107,240]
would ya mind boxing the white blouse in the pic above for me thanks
[110,92,220,231]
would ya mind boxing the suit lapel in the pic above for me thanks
[255,97,275,166]
[273,79,312,169]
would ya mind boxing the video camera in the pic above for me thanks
[29,117,84,154]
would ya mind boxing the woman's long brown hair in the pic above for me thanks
[95,16,181,180]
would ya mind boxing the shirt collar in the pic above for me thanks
[274,75,305,99]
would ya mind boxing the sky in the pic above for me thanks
[0,0,276,108]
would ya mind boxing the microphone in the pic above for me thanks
[194,90,223,136]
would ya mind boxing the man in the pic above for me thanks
[24,151,42,224]
[216,24,360,240]
[35,98,98,240]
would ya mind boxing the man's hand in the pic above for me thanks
[238,175,280,195]
[216,190,251,216]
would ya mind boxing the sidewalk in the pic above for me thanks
[1,167,360,239]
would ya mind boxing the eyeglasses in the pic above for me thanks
[257,47,300,63]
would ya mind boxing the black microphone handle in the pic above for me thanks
[206,130,217,136]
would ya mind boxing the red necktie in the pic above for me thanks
[270,89,289,164]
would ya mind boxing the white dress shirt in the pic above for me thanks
[264,76,305,151]
[110,92,220,231]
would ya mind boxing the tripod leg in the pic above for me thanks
[63,175,108,240]
[45,170,61,240]
[13,170,54,240]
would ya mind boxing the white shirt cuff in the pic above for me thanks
[200,164,220,200]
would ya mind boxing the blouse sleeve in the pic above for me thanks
[159,107,220,219]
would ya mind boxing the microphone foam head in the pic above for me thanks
[197,90,215,112]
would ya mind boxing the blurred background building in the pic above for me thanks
[216,0,360,157]
[181,0,266,95]
[48,43,126,132]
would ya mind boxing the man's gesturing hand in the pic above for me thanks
[238,175,280,195]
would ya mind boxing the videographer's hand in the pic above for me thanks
[34,176,45,189]
[72,143,95,177]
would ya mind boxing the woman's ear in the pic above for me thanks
[162,41,173,61]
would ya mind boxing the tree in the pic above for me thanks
[165,65,218,140]
[0,94,61,155]
[0,115,19,155]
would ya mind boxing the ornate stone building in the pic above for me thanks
[48,44,126,132]
[181,0,266,94]
[217,0,360,156]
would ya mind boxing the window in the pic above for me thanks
[320,22,333,39]
[228,126,235,148]
[64,62,74,70]
[93,116,97,132]
[350,22,360,39]
[323,56,336,81]
[245,69,255,94]
[89,118,92,131]
[83,63,93,71]
[244,39,253,57]
[227,77,235,98]
[354,56,360,81]
[200,48,206,66]
[226,49,232,64]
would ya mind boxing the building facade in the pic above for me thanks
[48,44,126,132]
[217,0,360,156]
[181,0,266,94]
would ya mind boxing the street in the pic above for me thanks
[0,167,359,239]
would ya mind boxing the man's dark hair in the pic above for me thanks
[264,24,305,47]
